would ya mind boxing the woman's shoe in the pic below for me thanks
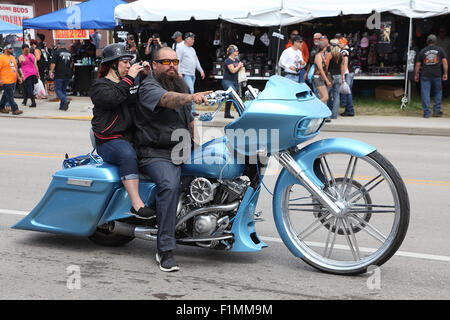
[129,206,155,219]
[224,114,234,119]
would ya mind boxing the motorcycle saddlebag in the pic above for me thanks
[13,161,125,236]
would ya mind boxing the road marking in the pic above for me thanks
[259,236,450,263]
[0,209,29,216]
[1,150,450,188]
[1,209,449,263]
[45,116,92,120]
[0,150,64,159]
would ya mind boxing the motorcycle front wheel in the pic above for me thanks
[278,151,409,275]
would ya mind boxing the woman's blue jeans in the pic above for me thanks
[328,75,342,119]
[340,73,354,115]
[222,79,239,116]
[96,138,139,180]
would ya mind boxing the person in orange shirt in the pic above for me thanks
[285,29,309,83]
[0,44,23,115]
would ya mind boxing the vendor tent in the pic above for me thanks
[115,0,450,26]
[23,0,127,30]
[0,20,22,34]
[114,0,283,25]
[411,0,450,17]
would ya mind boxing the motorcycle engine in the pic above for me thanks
[193,214,218,237]
[189,177,218,204]
[177,177,249,247]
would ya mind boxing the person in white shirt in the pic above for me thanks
[176,32,205,116]
[171,31,183,51]
[278,35,305,82]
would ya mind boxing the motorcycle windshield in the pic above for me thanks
[225,76,331,156]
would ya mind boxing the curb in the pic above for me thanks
[3,113,450,137]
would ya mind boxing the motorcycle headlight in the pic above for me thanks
[297,118,324,137]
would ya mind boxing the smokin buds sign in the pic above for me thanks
[0,4,34,39]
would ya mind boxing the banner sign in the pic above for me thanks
[53,29,94,40]
[0,4,34,39]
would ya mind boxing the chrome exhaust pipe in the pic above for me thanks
[112,221,158,241]
[113,201,240,241]
[175,201,240,230]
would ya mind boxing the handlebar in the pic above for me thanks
[199,86,250,122]
[203,90,228,106]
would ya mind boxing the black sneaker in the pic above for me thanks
[156,251,179,272]
[432,111,443,117]
[128,206,155,220]
[60,101,70,111]
[192,112,199,117]
[340,111,355,117]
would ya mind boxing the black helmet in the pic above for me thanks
[101,43,133,65]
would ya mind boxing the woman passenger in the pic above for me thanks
[90,43,153,219]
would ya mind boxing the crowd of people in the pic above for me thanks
[0,26,447,119]
[279,28,448,119]
[0,31,102,114]
[279,30,357,121]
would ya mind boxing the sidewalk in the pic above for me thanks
[2,96,450,136]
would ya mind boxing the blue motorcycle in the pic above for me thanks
[13,76,409,275]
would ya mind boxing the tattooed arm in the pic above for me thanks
[159,91,211,110]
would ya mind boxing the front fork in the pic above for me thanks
[274,151,343,216]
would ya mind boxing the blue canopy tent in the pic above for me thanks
[0,20,23,34]
[22,0,126,30]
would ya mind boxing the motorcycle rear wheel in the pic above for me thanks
[89,226,135,247]
[278,151,409,275]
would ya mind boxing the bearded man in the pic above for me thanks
[134,47,210,272]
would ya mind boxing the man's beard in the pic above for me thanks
[155,69,189,94]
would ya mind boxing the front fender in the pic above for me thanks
[272,138,376,257]
[275,138,376,190]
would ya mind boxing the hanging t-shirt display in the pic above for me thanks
[377,19,395,54]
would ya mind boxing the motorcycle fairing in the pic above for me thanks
[272,138,377,257]
[225,76,331,156]
[230,186,268,252]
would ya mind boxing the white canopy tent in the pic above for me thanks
[114,0,282,24]
[115,0,449,106]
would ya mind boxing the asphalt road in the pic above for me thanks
[0,117,449,300]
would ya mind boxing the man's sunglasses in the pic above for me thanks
[155,59,180,65]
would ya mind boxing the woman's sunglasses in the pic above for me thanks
[155,59,180,65]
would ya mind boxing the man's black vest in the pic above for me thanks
[134,94,191,161]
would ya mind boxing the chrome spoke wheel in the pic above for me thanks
[280,151,409,275]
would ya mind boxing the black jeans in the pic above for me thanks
[23,75,37,104]
[0,83,19,112]
[140,158,181,253]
